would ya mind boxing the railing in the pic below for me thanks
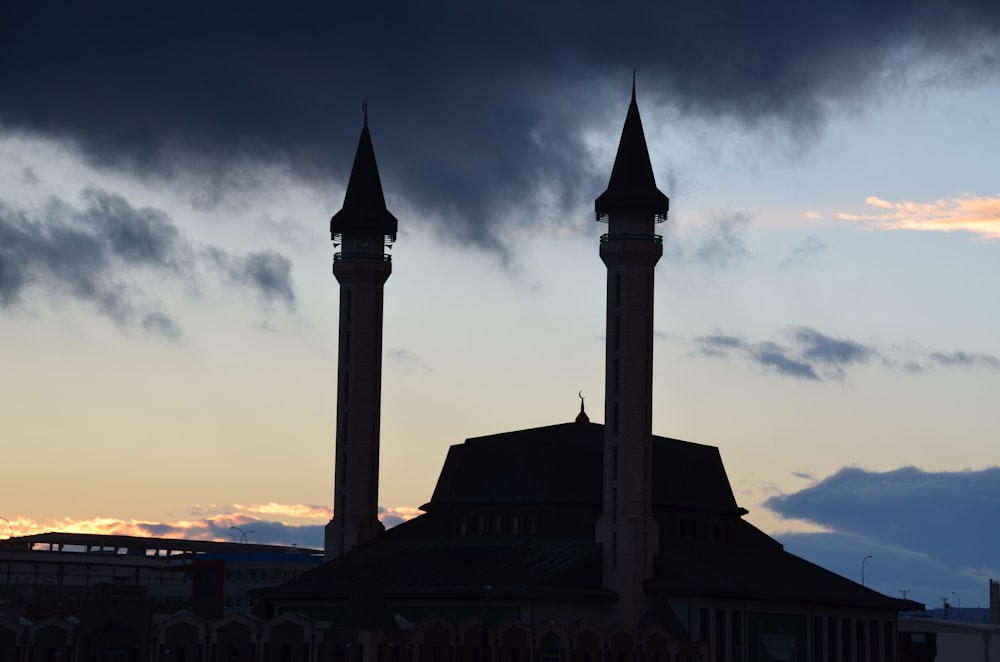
[599,233,663,243]
[333,252,392,262]
[596,212,668,223]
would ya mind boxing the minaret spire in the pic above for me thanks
[576,391,590,424]
[594,77,668,625]
[325,104,396,562]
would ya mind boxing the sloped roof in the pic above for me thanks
[258,421,917,614]
[259,516,610,603]
[647,520,921,610]
[594,85,669,222]
[329,118,398,238]
[426,422,740,514]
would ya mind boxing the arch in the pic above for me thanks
[457,616,487,662]
[569,624,604,662]
[411,616,454,662]
[607,627,635,662]
[156,611,208,662]
[28,616,76,660]
[637,625,674,662]
[0,617,25,661]
[211,612,261,662]
[534,625,567,662]
[493,619,529,662]
[261,612,317,662]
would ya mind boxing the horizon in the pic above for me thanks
[3,3,1000,611]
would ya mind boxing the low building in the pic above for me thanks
[0,532,322,660]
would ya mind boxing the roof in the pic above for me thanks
[595,82,669,222]
[1,531,321,557]
[425,422,740,515]
[258,421,916,614]
[329,115,398,239]
[647,522,922,610]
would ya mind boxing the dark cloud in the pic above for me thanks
[206,248,296,310]
[694,334,746,357]
[20,166,39,186]
[141,312,183,341]
[753,341,821,380]
[693,333,822,380]
[693,326,998,381]
[694,213,751,269]
[387,349,433,374]
[0,191,186,336]
[791,326,875,379]
[928,351,1000,369]
[2,3,999,260]
[0,188,296,334]
[780,236,827,268]
[766,466,1000,605]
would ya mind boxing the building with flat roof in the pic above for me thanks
[0,532,322,660]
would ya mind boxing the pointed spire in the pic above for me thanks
[575,391,590,424]
[330,100,398,240]
[595,75,669,223]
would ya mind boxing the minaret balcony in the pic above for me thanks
[600,233,663,244]
[333,252,392,262]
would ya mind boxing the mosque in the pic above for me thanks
[253,83,921,662]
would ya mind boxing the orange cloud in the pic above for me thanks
[232,502,331,520]
[379,506,423,523]
[838,194,1000,239]
[3,502,421,543]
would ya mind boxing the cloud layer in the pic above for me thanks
[3,3,999,258]
[841,194,1000,239]
[766,466,1000,605]
[0,188,295,336]
[693,326,1000,381]
[3,503,421,549]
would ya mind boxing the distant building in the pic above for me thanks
[0,531,321,660]
[254,81,922,662]
[898,618,1000,662]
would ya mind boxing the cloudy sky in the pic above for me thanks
[2,3,999,609]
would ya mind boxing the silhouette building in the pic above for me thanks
[256,85,920,661]
[325,100,398,562]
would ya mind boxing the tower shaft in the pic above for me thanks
[593,81,669,625]
[594,221,662,624]
[326,257,391,560]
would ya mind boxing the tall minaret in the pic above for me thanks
[325,102,398,562]
[593,77,669,624]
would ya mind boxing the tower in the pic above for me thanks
[593,78,669,624]
[325,103,398,561]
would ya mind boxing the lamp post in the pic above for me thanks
[229,526,253,544]
[0,516,10,601]
[952,591,961,618]
[861,555,873,586]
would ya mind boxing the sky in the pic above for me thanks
[2,2,999,610]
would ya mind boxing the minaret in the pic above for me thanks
[325,102,398,561]
[593,77,669,624]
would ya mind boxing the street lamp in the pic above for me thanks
[229,526,254,544]
[0,516,12,539]
[952,591,961,617]
[861,555,873,586]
